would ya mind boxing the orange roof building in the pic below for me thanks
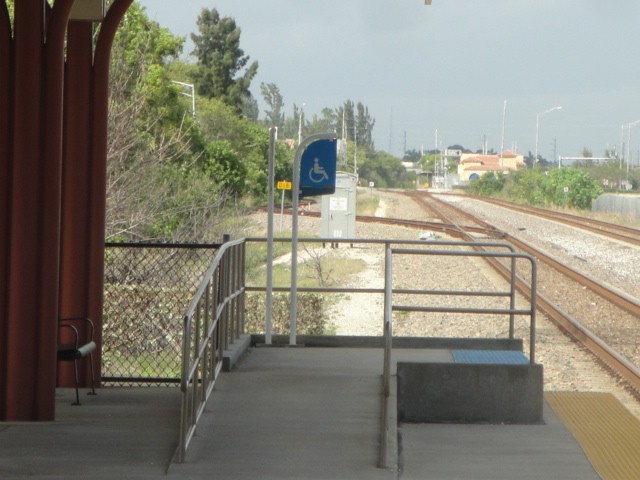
[457,151,525,182]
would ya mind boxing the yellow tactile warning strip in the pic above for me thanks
[546,392,640,480]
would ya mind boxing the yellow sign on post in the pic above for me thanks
[277,181,292,190]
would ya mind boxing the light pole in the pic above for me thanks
[535,106,562,163]
[500,100,507,166]
[171,80,195,116]
[297,103,306,145]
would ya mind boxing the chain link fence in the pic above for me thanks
[103,243,220,386]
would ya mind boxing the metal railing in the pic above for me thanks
[379,240,537,468]
[104,237,536,464]
[176,238,246,463]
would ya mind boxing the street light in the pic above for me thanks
[171,81,195,116]
[535,106,562,163]
[297,103,306,145]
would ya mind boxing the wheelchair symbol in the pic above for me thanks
[308,158,329,183]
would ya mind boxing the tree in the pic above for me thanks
[403,149,422,162]
[468,171,506,196]
[191,8,258,113]
[355,102,375,151]
[260,82,285,130]
[334,100,375,151]
[307,108,337,136]
[106,5,251,243]
[358,151,413,188]
[540,168,603,209]
[505,168,546,205]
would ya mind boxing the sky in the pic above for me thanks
[136,0,640,162]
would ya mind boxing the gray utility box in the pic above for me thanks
[321,172,357,240]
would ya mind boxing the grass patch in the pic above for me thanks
[247,246,367,289]
[356,190,379,216]
[245,249,368,335]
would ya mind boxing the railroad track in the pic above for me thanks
[447,193,640,247]
[378,190,640,397]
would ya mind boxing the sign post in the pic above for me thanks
[277,181,291,232]
[290,133,337,345]
[265,127,277,345]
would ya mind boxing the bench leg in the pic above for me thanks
[88,352,97,396]
[72,360,81,406]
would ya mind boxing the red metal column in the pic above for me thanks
[58,20,95,389]
[1,0,131,420]
[0,1,13,418]
[3,0,53,421]
[85,0,133,382]
[35,0,74,412]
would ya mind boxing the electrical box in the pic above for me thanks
[321,172,357,240]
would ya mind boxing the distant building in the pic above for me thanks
[457,150,525,182]
[445,148,463,158]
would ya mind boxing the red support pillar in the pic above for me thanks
[1,0,131,421]
[58,20,95,388]
[87,0,133,381]
[4,0,53,421]
[0,1,12,418]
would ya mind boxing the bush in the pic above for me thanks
[244,292,326,335]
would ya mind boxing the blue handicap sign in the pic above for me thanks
[299,138,337,197]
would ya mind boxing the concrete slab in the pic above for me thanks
[398,402,600,480]
[0,388,181,479]
[0,345,603,480]
[169,347,395,479]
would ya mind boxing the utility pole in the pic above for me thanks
[403,130,407,158]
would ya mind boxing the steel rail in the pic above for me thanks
[443,193,640,247]
[408,190,640,397]
[423,193,640,318]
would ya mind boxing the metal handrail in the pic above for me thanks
[175,238,246,463]
[171,236,536,465]
[378,241,537,468]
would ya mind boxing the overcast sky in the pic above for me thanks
[136,0,640,161]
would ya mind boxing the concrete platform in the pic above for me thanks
[0,345,601,479]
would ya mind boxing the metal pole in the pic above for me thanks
[266,127,277,345]
[500,100,506,166]
[535,106,562,164]
[534,112,539,163]
[279,189,285,233]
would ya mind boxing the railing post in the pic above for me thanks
[379,242,393,469]
[509,255,516,339]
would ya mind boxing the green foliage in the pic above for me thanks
[356,192,380,216]
[333,100,375,150]
[468,171,506,195]
[202,140,246,194]
[403,149,422,162]
[358,150,414,188]
[475,166,605,210]
[190,7,258,113]
[572,158,640,191]
[419,152,440,172]
[504,168,546,205]
[194,96,291,202]
[260,82,285,130]
[540,167,603,209]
